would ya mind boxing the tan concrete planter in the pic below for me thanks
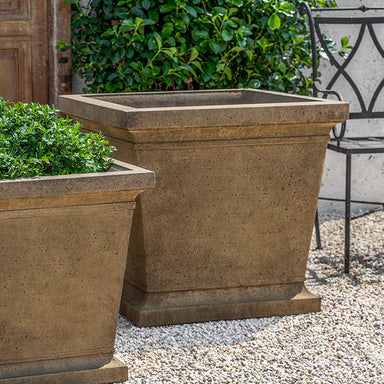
[60,89,349,327]
[0,161,155,383]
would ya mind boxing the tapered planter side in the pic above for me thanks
[60,89,349,327]
[0,161,155,383]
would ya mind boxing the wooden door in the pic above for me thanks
[0,0,71,105]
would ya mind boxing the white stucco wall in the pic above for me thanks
[316,0,384,217]
[72,73,86,94]
[72,0,384,217]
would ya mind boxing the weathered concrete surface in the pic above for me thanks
[0,160,155,382]
[60,89,349,326]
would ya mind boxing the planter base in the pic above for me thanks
[0,357,127,384]
[120,283,320,327]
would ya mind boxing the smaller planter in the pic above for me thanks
[0,160,155,384]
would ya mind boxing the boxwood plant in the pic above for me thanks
[0,98,115,179]
[58,0,338,95]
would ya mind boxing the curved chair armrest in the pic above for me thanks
[316,87,347,142]
[300,2,347,142]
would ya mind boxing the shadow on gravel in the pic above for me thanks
[307,252,384,284]
[352,252,384,284]
[307,248,384,286]
[115,315,282,354]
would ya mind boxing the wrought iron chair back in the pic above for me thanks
[300,2,384,273]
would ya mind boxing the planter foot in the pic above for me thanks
[0,357,127,384]
[120,283,321,327]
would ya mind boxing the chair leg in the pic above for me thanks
[344,154,352,274]
[315,208,322,249]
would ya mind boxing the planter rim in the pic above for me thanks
[0,159,155,200]
[67,88,345,106]
[60,89,350,130]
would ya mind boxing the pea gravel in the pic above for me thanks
[114,211,384,383]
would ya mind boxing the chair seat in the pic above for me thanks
[328,137,384,154]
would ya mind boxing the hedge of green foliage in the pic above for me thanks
[58,0,337,94]
[0,98,115,179]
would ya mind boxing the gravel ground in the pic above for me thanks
[114,211,384,384]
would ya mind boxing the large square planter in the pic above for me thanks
[0,160,155,383]
[60,89,349,327]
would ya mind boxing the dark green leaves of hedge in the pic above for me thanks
[0,98,115,179]
[59,0,336,94]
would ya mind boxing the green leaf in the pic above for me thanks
[229,7,238,17]
[131,6,146,18]
[153,32,162,48]
[107,72,118,81]
[175,20,187,31]
[191,61,202,71]
[119,23,133,32]
[181,64,193,72]
[162,47,177,58]
[256,36,273,50]
[222,29,234,41]
[135,17,144,26]
[141,0,151,10]
[209,41,221,54]
[189,47,199,61]
[111,52,120,64]
[279,2,296,15]
[248,79,261,88]
[82,46,93,55]
[152,66,161,76]
[55,41,70,50]
[130,62,141,71]
[224,66,232,80]
[225,20,238,28]
[268,13,281,30]
[141,19,156,26]
[194,30,209,39]
[341,36,349,48]
[162,23,174,37]
[160,4,175,13]
[181,13,190,25]
[148,37,157,51]
[212,7,227,16]
[142,67,153,77]
[168,36,176,46]
[100,39,112,47]
[163,76,172,86]
[186,6,197,17]
[100,29,115,38]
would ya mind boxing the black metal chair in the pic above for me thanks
[300,2,384,274]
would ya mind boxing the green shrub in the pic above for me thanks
[58,0,337,95]
[0,98,115,179]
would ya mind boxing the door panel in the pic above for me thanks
[0,37,32,102]
[0,0,70,105]
[0,0,29,20]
